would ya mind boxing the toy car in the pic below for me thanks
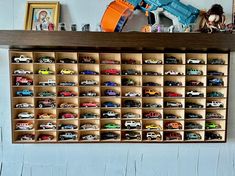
[103,81,118,86]
[186,80,203,86]
[81,134,99,141]
[186,90,204,97]
[80,70,98,75]
[185,132,201,140]
[206,112,223,119]
[164,91,182,97]
[59,58,77,63]
[16,103,34,108]
[101,132,119,140]
[37,56,55,63]
[38,113,56,119]
[125,131,141,140]
[80,80,98,86]
[38,134,54,141]
[16,89,33,96]
[206,101,223,108]
[59,124,77,130]
[143,111,162,119]
[144,89,161,97]
[185,113,203,119]
[18,134,35,141]
[122,78,135,86]
[185,122,203,129]
[16,77,33,86]
[145,124,162,130]
[59,90,77,97]
[165,70,183,75]
[143,71,161,76]
[60,69,75,75]
[38,99,56,108]
[80,113,98,119]
[164,56,181,64]
[122,59,137,64]
[165,101,182,108]
[14,69,32,74]
[125,92,141,97]
[39,122,56,130]
[143,103,162,108]
[187,58,204,64]
[208,59,225,65]
[102,111,119,118]
[122,112,140,118]
[59,132,77,140]
[144,59,162,64]
[80,102,98,107]
[207,91,224,97]
[18,112,34,119]
[38,91,56,97]
[104,89,120,96]
[60,112,77,119]
[146,132,161,140]
[205,122,220,129]
[164,114,181,119]
[39,79,56,86]
[143,82,160,86]
[16,122,33,130]
[207,71,224,76]
[208,78,224,86]
[101,60,120,64]
[102,101,120,107]
[187,68,203,75]
[59,103,77,108]
[123,100,141,107]
[101,69,120,75]
[164,81,182,86]
[205,132,222,140]
[103,123,120,129]
[80,123,98,130]
[38,68,54,75]
[122,69,141,75]
[79,56,95,63]
[164,132,182,140]
[80,91,97,97]
[185,102,203,108]
[165,122,182,129]
[125,121,141,129]
[13,55,32,63]
[59,82,76,86]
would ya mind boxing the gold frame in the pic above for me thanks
[24,1,60,30]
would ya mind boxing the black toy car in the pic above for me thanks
[143,71,161,76]
[164,114,180,119]
[123,100,141,107]
[185,102,203,108]
[186,80,204,86]
[122,78,135,86]
[164,56,181,64]
[37,56,55,63]
[143,103,162,108]
[164,81,182,86]
[80,113,98,119]
[207,71,224,76]
[205,132,222,140]
[185,113,203,119]
[101,132,119,140]
[143,82,161,86]
[59,58,77,63]
[125,131,141,140]
[185,122,203,129]
[122,69,141,75]
[208,59,225,65]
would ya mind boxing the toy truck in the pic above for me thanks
[13,55,32,63]
[39,79,56,86]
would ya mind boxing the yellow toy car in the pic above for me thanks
[60,69,75,75]
[38,68,54,75]
[145,124,162,130]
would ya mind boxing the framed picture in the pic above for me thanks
[24,1,60,31]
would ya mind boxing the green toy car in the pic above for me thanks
[38,91,56,97]
[38,68,54,75]
[205,122,220,129]
[103,123,120,129]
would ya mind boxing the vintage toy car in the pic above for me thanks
[101,132,119,140]
[18,112,34,119]
[164,132,182,140]
[38,68,54,75]
[38,134,54,141]
[145,124,162,130]
[124,121,141,129]
[80,113,98,119]
[38,91,56,97]
[186,80,204,86]
[125,92,141,97]
[164,56,181,64]
[205,132,222,140]
[185,132,201,140]
[164,81,182,86]
[13,55,32,63]
[187,58,204,64]
[125,131,141,140]
[80,91,97,97]
[80,70,98,75]
[165,70,183,75]
[122,69,141,75]
[80,102,99,107]
[16,89,33,96]
[18,134,35,141]
[39,122,56,130]
[81,134,99,141]
[186,90,204,97]
[208,59,225,65]
[164,91,182,97]
[104,89,120,96]
[143,111,162,119]
[14,69,32,75]
[101,69,120,75]
[207,91,224,97]
[207,71,224,76]
[79,56,96,63]
[38,99,56,108]
[102,101,120,107]
[122,59,137,64]
[101,60,120,64]
[122,78,135,86]
[60,112,77,119]
[16,76,33,86]
[208,78,224,86]
[60,69,75,75]
[103,81,118,86]
[59,58,77,63]
[16,103,34,108]
[143,103,162,108]
[144,59,162,64]
[164,114,181,119]
[165,122,182,129]
[185,113,203,119]
[103,123,120,129]
[122,112,140,118]
[38,113,56,119]
[206,101,223,108]
[59,81,76,86]
[143,71,161,76]
[185,122,203,129]
[80,123,98,130]
[165,101,183,108]
[123,100,141,107]
[39,79,56,86]
[206,112,223,119]
[102,111,119,118]
[37,56,55,63]
[59,132,77,140]
[146,132,161,140]
[205,122,220,129]
[143,82,161,86]
[16,122,33,130]
[59,90,77,97]
[187,68,203,75]
[185,102,203,108]
[144,89,161,97]
[80,80,98,86]
[59,124,77,130]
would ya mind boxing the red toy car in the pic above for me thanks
[164,92,182,97]
[80,102,98,107]
[60,112,77,119]
[101,69,120,75]
[101,60,120,64]
[144,111,162,118]
[59,90,77,97]
[38,134,54,141]
[16,76,33,86]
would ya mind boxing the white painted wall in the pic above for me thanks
[0,0,235,176]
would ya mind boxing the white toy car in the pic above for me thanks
[14,69,32,74]
[39,122,56,130]
[187,58,204,64]
[18,112,34,119]
[16,122,33,130]
[124,121,141,129]
[165,70,183,75]
[125,92,141,97]
[80,123,98,130]
[102,111,119,118]
[206,101,224,108]
[39,79,56,86]
[16,103,34,108]
[186,90,204,97]
[123,113,140,118]
[80,80,98,86]
[144,59,162,64]
[146,132,161,140]
[13,55,32,63]
[81,134,99,141]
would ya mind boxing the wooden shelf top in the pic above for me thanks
[0,30,234,51]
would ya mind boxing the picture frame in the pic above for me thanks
[24,1,60,31]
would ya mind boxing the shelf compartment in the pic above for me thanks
[142,76,163,87]
[10,51,34,63]
[207,54,228,65]
[186,53,207,64]
[142,53,163,65]
[186,65,207,76]
[100,53,121,64]
[78,52,99,64]
[55,52,78,63]
[80,131,100,142]
[142,131,163,142]
[121,53,142,64]
[164,53,186,64]
[164,65,185,75]
[184,131,205,141]
[163,109,185,120]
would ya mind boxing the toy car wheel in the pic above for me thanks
[16,82,20,86]
[127,125,131,129]
[15,59,20,63]
[26,59,30,63]
[27,82,31,85]
[38,104,43,108]
[39,60,44,63]
[137,136,141,140]
[147,137,151,140]
[60,137,64,140]
[137,125,141,129]
[166,137,170,140]
[51,104,55,108]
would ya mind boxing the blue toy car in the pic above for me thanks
[16,89,33,96]
[102,101,120,107]
[104,89,120,96]
[208,78,224,86]
[80,70,98,75]
[103,81,117,86]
